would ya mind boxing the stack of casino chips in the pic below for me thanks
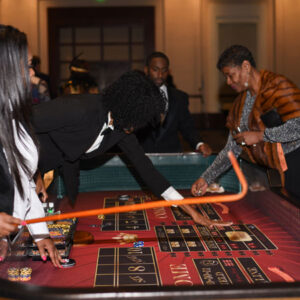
[7,267,32,282]
[7,267,19,281]
[19,267,32,281]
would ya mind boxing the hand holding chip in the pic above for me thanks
[191,177,208,197]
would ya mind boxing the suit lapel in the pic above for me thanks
[98,130,123,152]
[84,129,124,158]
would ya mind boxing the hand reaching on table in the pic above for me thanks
[36,238,65,268]
[181,205,233,228]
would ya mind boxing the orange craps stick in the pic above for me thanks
[25,151,248,225]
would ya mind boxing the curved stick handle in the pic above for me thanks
[25,151,247,225]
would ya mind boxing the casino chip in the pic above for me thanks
[7,267,19,281]
[61,258,76,268]
[118,195,130,201]
[226,231,252,242]
[101,222,112,229]
[19,267,32,281]
[97,214,105,220]
[133,241,144,248]
[206,183,225,193]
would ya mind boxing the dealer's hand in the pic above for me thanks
[181,205,232,228]
[233,131,264,146]
[191,177,208,196]
[0,212,22,238]
[197,143,212,157]
[36,238,64,268]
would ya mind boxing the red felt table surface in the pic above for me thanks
[1,190,300,289]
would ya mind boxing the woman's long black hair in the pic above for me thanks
[0,25,38,197]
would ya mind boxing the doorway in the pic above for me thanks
[48,7,154,96]
[201,0,274,113]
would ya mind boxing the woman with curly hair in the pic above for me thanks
[32,70,232,227]
[0,25,63,266]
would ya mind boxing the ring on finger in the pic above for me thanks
[196,190,202,196]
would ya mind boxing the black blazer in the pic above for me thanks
[137,87,202,152]
[32,94,170,203]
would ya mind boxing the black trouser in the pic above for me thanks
[284,146,300,200]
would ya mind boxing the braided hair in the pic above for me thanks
[102,70,166,131]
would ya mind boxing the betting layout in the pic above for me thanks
[93,195,300,287]
[155,224,276,253]
[102,196,149,231]
[171,203,221,221]
[95,247,161,287]
[194,257,271,285]
[0,191,298,288]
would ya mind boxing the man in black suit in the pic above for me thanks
[32,71,230,227]
[137,52,212,155]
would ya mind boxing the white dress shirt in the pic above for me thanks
[11,121,49,241]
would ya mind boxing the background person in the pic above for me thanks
[61,56,99,95]
[137,51,212,155]
[30,55,51,104]
[191,45,300,200]
[31,55,50,88]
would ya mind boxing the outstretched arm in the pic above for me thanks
[192,133,242,196]
[162,187,232,227]
[119,134,232,227]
